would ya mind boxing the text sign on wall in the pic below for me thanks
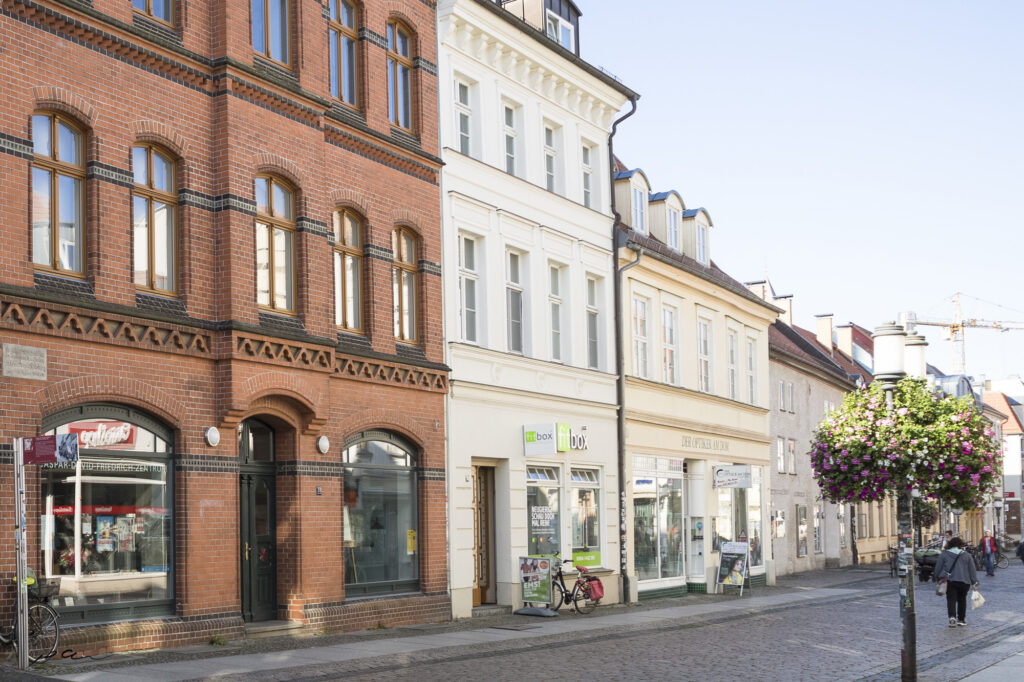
[23,434,79,465]
[2,344,47,380]
[523,423,588,455]
[713,465,752,488]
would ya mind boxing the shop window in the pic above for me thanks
[712,467,763,568]
[813,504,822,553]
[526,466,560,556]
[39,405,173,623]
[633,457,685,581]
[796,504,808,557]
[343,432,419,597]
[839,504,847,547]
[570,469,600,567]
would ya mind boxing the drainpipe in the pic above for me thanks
[609,96,638,603]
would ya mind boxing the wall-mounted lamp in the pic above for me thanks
[204,427,221,447]
[316,435,330,454]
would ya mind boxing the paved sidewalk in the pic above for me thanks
[5,565,891,682]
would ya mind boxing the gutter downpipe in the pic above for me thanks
[609,95,639,604]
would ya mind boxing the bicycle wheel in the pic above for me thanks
[573,584,596,615]
[997,553,1009,570]
[23,603,59,664]
[550,582,566,611]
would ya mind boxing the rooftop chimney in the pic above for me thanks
[835,324,854,358]
[773,295,793,326]
[815,314,833,353]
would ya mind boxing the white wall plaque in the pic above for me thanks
[2,343,47,380]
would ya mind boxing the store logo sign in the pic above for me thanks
[523,423,588,455]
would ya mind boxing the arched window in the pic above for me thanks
[39,404,174,623]
[386,20,413,130]
[392,226,417,342]
[32,112,85,275]
[252,0,290,65]
[132,144,177,294]
[254,176,295,312]
[343,431,418,596]
[333,208,363,331]
[329,0,359,107]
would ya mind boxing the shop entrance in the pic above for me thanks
[239,419,277,622]
[472,465,495,606]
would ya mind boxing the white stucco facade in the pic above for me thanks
[437,0,635,618]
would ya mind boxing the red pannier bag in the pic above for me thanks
[587,577,604,601]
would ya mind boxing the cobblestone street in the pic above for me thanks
[18,562,1024,682]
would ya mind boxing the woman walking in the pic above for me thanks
[933,537,979,627]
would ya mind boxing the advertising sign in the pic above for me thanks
[67,421,137,449]
[23,434,79,464]
[713,465,752,488]
[523,423,588,455]
[519,556,552,604]
[716,541,749,592]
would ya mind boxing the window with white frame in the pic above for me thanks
[543,124,561,194]
[667,208,680,250]
[459,234,479,343]
[549,264,564,362]
[727,330,739,400]
[506,250,525,353]
[787,439,796,474]
[788,382,795,413]
[776,437,785,473]
[813,504,822,553]
[581,142,596,209]
[697,317,712,393]
[545,10,575,50]
[454,79,473,157]
[696,223,708,264]
[570,468,601,566]
[746,337,758,405]
[526,466,560,556]
[632,187,647,233]
[662,306,677,384]
[778,380,786,412]
[502,103,520,176]
[632,295,649,378]
[586,277,600,370]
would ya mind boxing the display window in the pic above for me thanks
[713,466,764,568]
[570,469,600,567]
[526,466,561,557]
[343,432,419,597]
[632,456,684,581]
[38,405,173,622]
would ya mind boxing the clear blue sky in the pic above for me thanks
[580,0,1024,382]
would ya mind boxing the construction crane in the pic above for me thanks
[902,293,1024,375]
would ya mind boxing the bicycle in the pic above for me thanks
[0,571,61,664]
[549,554,602,614]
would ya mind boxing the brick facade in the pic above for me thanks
[0,0,448,654]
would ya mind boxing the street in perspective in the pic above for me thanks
[5,562,1021,682]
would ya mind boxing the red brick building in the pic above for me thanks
[0,0,448,652]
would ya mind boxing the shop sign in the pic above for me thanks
[523,422,588,455]
[519,556,552,604]
[23,434,79,465]
[682,435,730,452]
[572,550,601,568]
[713,465,752,488]
[68,421,137,449]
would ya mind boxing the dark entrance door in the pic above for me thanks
[239,419,277,622]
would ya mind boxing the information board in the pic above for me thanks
[519,556,552,604]
[715,541,749,595]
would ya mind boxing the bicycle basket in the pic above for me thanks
[31,577,61,602]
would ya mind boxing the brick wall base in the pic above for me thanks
[56,614,246,656]
[304,592,451,633]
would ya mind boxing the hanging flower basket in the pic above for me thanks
[810,378,1001,510]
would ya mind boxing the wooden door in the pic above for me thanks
[472,466,495,606]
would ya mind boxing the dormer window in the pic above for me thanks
[632,187,647,234]
[667,208,680,250]
[545,11,575,51]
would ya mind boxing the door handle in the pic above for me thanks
[245,542,250,561]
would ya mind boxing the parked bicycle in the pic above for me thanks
[549,554,603,614]
[0,570,61,664]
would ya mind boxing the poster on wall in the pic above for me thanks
[519,556,552,604]
[529,504,559,555]
[117,517,136,552]
[96,516,115,553]
[715,541,749,594]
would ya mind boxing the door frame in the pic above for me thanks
[239,419,278,622]
[472,464,496,606]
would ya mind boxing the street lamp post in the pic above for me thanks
[994,499,1003,538]
[874,322,915,682]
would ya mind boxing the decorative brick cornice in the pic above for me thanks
[335,355,448,393]
[323,124,440,184]
[0,132,33,160]
[277,460,345,478]
[86,160,134,188]
[174,454,240,474]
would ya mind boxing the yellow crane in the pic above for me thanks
[903,293,1024,375]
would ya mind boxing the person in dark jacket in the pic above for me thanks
[933,537,979,627]
[1016,541,1024,565]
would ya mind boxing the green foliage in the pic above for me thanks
[811,378,1001,509]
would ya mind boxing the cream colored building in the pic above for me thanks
[615,169,779,599]
[437,0,636,618]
